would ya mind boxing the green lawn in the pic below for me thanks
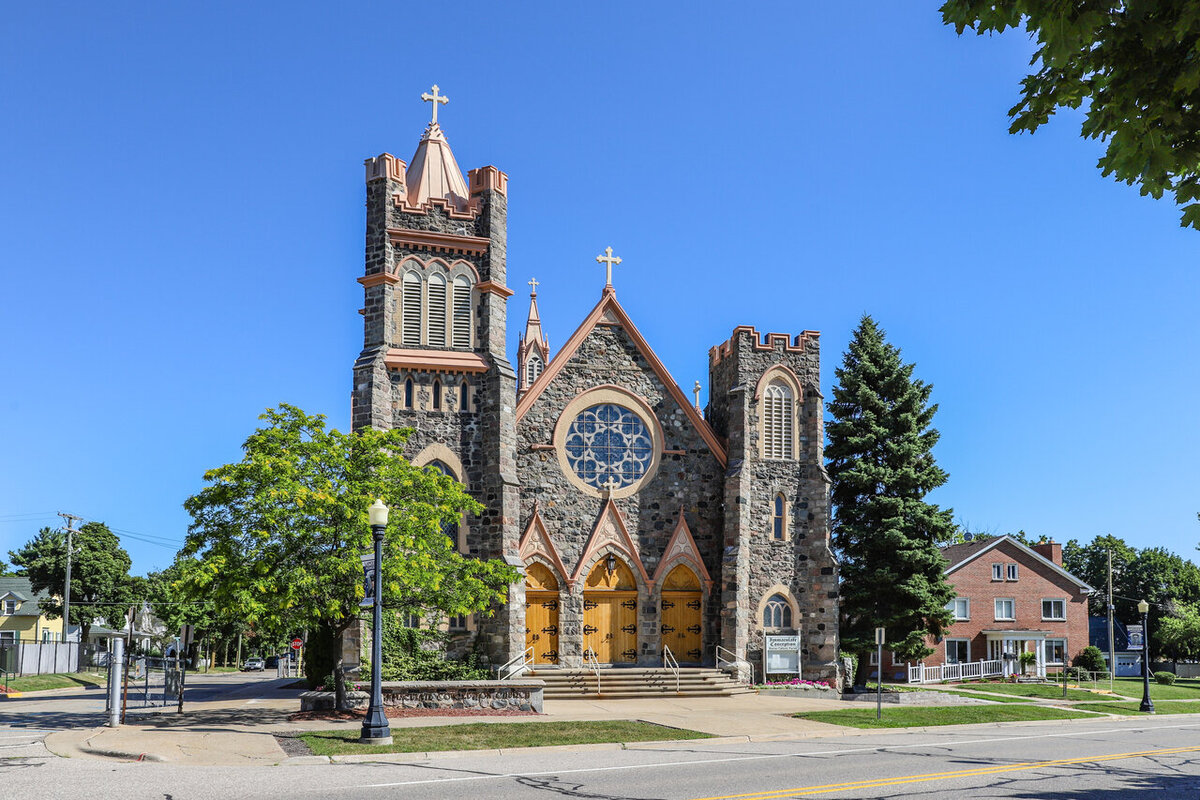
[794,705,1094,729]
[1074,700,1200,716]
[952,682,1103,701]
[1110,678,1200,701]
[3,672,107,693]
[298,720,713,756]
[929,689,1034,704]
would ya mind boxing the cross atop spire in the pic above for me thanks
[596,246,622,291]
[421,84,449,125]
[528,277,540,296]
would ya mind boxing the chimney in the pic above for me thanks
[1031,541,1062,566]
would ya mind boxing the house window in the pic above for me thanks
[459,381,469,411]
[42,629,55,643]
[526,353,543,387]
[403,613,421,628]
[401,270,422,346]
[994,598,1015,620]
[452,276,472,348]
[772,494,786,540]
[404,378,414,409]
[868,650,893,666]
[448,614,467,631]
[1006,563,1019,581]
[762,381,794,460]
[427,274,447,347]
[1042,599,1066,620]
[946,597,970,621]
[432,379,442,410]
[2,599,16,615]
[763,594,793,629]
[0,631,15,644]
[991,563,1003,581]
[1044,638,1066,665]
[945,639,970,664]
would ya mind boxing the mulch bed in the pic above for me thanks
[289,707,539,722]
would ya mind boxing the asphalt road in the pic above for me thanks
[2,715,1199,799]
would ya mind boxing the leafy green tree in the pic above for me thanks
[942,1,1200,229]
[178,404,519,708]
[1159,603,1200,661]
[1063,534,1138,617]
[0,559,14,577]
[9,522,134,642]
[827,316,957,684]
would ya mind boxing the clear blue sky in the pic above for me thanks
[2,2,1197,576]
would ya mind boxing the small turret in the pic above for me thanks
[517,278,549,398]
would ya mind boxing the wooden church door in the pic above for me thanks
[524,563,560,665]
[583,558,638,664]
[660,564,703,663]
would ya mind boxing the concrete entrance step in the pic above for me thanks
[530,667,756,698]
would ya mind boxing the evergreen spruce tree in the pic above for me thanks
[827,315,957,684]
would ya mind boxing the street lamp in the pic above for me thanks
[359,499,393,744]
[1138,599,1155,714]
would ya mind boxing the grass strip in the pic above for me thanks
[930,689,1033,704]
[794,705,1093,729]
[3,672,107,693]
[948,682,1102,701]
[1074,701,1200,716]
[1109,678,1200,701]
[299,720,713,756]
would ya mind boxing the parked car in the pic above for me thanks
[242,657,265,671]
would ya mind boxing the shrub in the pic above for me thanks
[1073,646,1107,673]
[1154,671,1176,685]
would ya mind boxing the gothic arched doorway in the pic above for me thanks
[583,557,638,664]
[524,563,560,665]
[660,564,703,663]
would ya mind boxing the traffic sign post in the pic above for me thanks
[290,638,303,651]
[875,627,886,720]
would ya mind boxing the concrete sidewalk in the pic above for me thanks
[42,688,849,766]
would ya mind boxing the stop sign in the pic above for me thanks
[290,637,303,650]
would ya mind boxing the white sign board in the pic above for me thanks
[764,634,802,678]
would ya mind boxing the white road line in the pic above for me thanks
[327,720,1200,791]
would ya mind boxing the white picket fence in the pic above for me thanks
[908,659,1003,684]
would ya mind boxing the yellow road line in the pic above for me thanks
[689,744,1200,799]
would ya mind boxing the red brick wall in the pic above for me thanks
[872,540,1089,677]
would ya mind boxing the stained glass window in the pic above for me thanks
[563,403,654,489]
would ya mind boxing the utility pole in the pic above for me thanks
[1107,549,1116,687]
[57,513,82,643]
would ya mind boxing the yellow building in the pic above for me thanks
[0,577,60,643]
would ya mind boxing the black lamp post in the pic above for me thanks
[1138,599,1155,714]
[359,499,393,744]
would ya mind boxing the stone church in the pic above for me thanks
[351,88,839,683]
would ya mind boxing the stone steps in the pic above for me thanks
[531,668,756,699]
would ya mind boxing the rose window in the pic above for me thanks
[563,404,654,489]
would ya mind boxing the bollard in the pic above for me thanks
[107,637,124,728]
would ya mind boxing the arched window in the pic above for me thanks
[427,274,447,347]
[401,271,422,346]
[763,594,793,629]
[404,378,414,409]
[762,381,794,460]
[526,353,543,386]
[427,460,460,547]
[452,276,472,348]
[773,494,786,540]
[432,379,442,410]
[459,380,469,410]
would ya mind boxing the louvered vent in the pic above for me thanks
[763,382,794,460]
[402,273,422,346]
[526,354,543,386]
[427,275,447,347]
[452,277,471,348]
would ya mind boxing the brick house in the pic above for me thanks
[872,535,1093,681]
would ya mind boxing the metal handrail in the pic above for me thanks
[584,649,601,696]
[498,646,534,680]
[716,645,753,685]
[663,645,680,694]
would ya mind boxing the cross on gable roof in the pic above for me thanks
[514,290,727,466]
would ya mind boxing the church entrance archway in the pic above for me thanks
[524,563,560,665]
[660,564,703,663]
[582,557,638,664]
